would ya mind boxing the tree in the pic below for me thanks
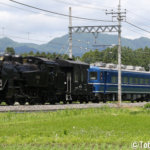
[28,51,34,56]
[35,51,40,57]
[40,52,46,57]
[5,47,15,55]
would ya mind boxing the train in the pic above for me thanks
[0,54,150,105]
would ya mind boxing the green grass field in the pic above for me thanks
[0,106,150,149]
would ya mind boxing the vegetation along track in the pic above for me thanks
[0,102,147,112]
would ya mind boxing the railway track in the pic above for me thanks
[0,102,147,112]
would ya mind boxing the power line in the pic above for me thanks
[73,0,115,9]
[126,21,150,34]
[0,2,69,20]
[122,26,148,37]
[52,0,106,11]
[0,1,110,23]
[127,18,150,29]
[9,0,113,22]
[127,10,150,23]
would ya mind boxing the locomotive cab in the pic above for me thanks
[55,58,92,103]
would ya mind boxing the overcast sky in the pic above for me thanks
[0,0,149,44]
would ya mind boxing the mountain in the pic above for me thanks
[1,34,150,56]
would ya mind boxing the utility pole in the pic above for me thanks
[69,7,72,59]
[106,0,126,106]
[118,0,122,106]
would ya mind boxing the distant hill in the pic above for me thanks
[0,34,150,56]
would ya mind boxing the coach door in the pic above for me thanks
[66,72,72,100]
[104,71,107,94]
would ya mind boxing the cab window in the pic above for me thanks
[75,72,79,82]
[90,72,97,80]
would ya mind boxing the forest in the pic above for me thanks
[5,46,150,71]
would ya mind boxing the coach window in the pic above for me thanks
[90,72,97,80]
[130,77,134,84]
[139,78,141,84]
[124,77,128,84]
[111,76,116,83]
[139,78,144,84]
[135,78,138,84]
[129,77,132,84]
[141,78,145,84]
[139,78,142,84]
[145,79,149,85]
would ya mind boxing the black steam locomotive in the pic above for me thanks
[0,54,93,105]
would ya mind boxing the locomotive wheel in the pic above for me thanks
[39,99,46,105]
[18,99,26,105]
[85,96,89,103]
[79,100,83,104]
[19,100,26,105]
[103,100,106,103]
[63,100,67,104]
[69,101,72,104]
[6,99,15,105]
[40,101,46,105]
[29,100,35,105]
[50,101,56,105]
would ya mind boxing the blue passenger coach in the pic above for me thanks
[88,65,150,102]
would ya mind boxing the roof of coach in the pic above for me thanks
[89,65,150,75]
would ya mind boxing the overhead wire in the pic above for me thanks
[125,21,150,34]
[51,0,106,11]
[122,26,148,37]
[9,0,114,22]
[127,10,150,23]
[0,1,69,20]
[73,0,115,9]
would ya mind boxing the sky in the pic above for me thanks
[0,0,149,44]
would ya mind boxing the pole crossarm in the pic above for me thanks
[70,25,119,33]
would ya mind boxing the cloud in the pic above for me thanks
[0,0,149,44]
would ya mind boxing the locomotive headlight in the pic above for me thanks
[0,56,4,61]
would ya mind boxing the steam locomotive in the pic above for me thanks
[0,54,93,105]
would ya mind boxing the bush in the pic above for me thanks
[144,103,150,109]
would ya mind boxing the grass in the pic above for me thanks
[0,106,150,149]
